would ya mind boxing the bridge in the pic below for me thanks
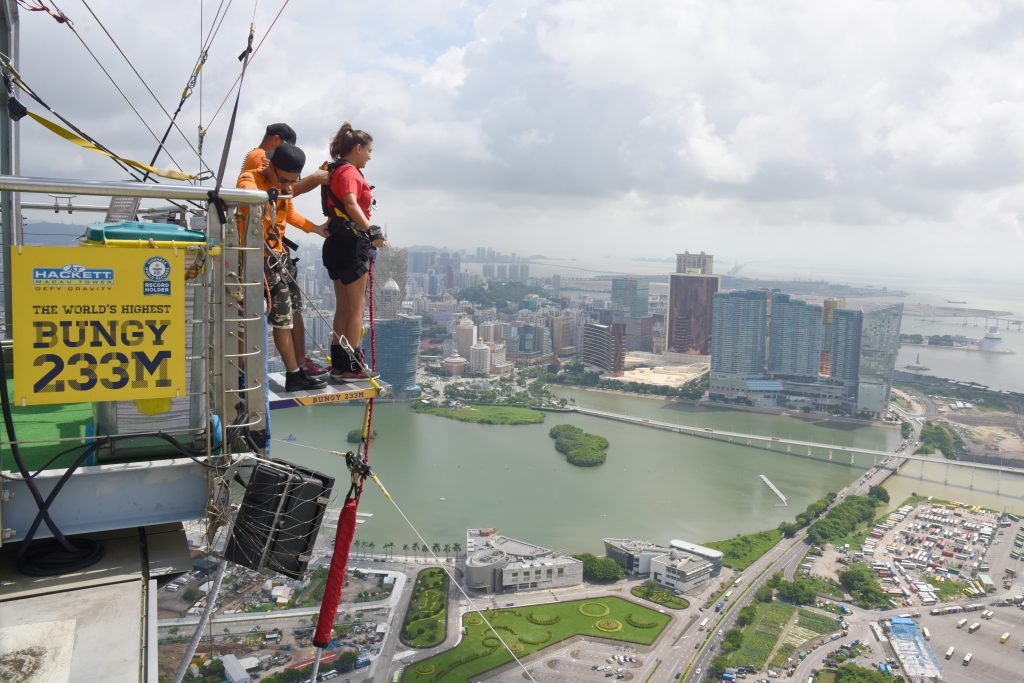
[571,407,1024,476]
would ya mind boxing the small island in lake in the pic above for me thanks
[549,424,609,466]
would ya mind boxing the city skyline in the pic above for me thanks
[13,1,1024,282]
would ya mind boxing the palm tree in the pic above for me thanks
[431,542,441,559]
[453,542,462,558]
[443,543,451,561]
[403,543,410,561]
[412,542,420,561]
[368,541,376,559]
[384,542,393,560]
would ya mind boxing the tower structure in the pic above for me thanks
[666,273,719,355]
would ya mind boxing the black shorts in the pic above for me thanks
[322,227,370,284]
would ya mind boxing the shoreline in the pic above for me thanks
[555,385,898,428]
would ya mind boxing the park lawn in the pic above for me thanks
[402,597,671,683]
[729,601,795,670]
[400,568,450,648]
[706,529,783,570]
[412,402,544,425]
[630,585,689,610]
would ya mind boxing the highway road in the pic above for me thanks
[680,457,898,682]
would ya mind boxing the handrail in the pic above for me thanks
[0,175,269,205]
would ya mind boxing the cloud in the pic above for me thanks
[10,0,1024,279]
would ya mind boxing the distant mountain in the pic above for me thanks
[22,221,87,246]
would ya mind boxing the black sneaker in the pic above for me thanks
[284,369,327,392]
[354,347,381,379]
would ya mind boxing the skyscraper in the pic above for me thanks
[582,322,626,376]
[856,303,904,415]
[611,278,650,318]
[830,308,863,389]
[819,297,846,375]
[768,293,823,379]
[675,251,714,274]
[711,290,768,377]
[666,273,719,355]
[378,277,402,320]
[455,319,477,359]
[372,314,422,398]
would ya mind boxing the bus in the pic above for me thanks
[392,670,403,683]
[724,590,734,600]
[963,653,973,666]
[945,646,955,660]
[1001,632,1011,644]
[1009,568,1018,578]
[957,618,968,629]
[734,576,744,586]
[968,623,981,633]
[923,627,931,641]
[699,617,710,630]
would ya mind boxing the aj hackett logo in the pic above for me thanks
[32,263,114,289]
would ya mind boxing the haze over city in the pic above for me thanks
[16,0,1024,280]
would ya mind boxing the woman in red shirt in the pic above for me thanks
[323,122,386,381]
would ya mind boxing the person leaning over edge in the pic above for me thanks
[322,122,386,381]
[242,123,331,379]
[236,142,330,392]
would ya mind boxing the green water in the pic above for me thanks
[269,389,903,555]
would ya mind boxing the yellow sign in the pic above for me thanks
[12,246,185,405]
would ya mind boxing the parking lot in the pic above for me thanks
[485,641,645,682]
[911,604,1024,682]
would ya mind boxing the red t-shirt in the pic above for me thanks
[329,164,373,220]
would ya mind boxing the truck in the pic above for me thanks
[699,617,710,630]
[1001,632,1011,644]
[715,601,725,612]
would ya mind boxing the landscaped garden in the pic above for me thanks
[412,401,544,425]
[631,580,689,609]
[400,568,450,648]
[402,597,671,682]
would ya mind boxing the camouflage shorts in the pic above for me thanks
[265,254,301,329]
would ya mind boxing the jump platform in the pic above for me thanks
[266,373,391,410]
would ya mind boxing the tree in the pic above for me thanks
[453,542,462,557]
[443,543,452,561]
[571,553,624,582]
[736,604,757,626]
[403,543,410,560]
[709,656,729,678]
[721,628,743,653]
[412,542,420,560]
[754,584,774,603]
[431,542,442,559]
[868,485,890,504]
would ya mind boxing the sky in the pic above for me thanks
[11,0,1024,283]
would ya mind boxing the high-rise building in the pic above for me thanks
[768,293,823,379]
[666,273,719,355]
[611,278,650,318]
[370,247,408,315]
[478,320,498,343]
[581,322,626,376]
[710,290,768,377]
[469,342,491,375]
[408,249,436,274]
[378,277,402,320]
[830,308,863,388]
[371,314,422,397]
[550,315,575,355]
[856,303,904,416]
[675,251,714,275]
[819,297,846,375]
[455,320,477,359]
[623,316,654,352]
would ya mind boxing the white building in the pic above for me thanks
[650,551,715,593]
[469,342,491,374]
[455,320,477,359]
[463,528,583,593]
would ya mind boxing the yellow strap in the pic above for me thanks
[26,112,197,182]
